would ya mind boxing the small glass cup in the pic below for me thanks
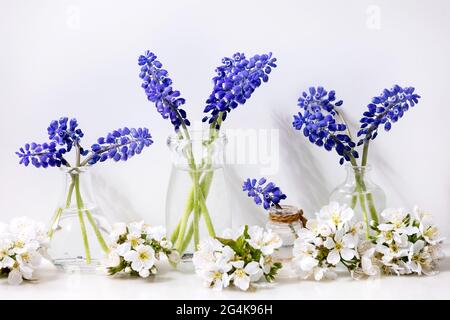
[267,205,306,278]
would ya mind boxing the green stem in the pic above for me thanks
[173,135,217,253]
[331,112,378,224]
[170,112,222,255]
[48,207,62,238]
[74,175,91,264]
[366,193,378,223]
[192,172,201,249]
[197,183,215,237]
[179,219,195,254]
[335,110,354,141]
[175,189,195,249]
[350,192,357,209]
[170,188,194,243]
[73,175,109,253]
[356,183,370,239]
[178,180,216,254]
[330,113,358,211]
[48,180,76,238]
[360,141,378,223]
[85,209,110,253]
[361,141,369,167]
[174,170,215,252]
[350,158,370,239]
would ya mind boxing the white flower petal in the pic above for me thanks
[116,242,132,256]
[323,237,335,250]
[327,249,341,265]
[112,222,127,236]
[298,256,318,271]
[8,269,23,285]
[341,248,355,261]
[342,233,356,248]
[131,259,143,271]
[341,207,354,222]
[106,252,121,267]
[313,267,325,281]
[231,260,245,269]
[1,256,15,268]
[146,226,166,241]
[138,268,150,278]
[123,249,137,262]
[233,274,250,291]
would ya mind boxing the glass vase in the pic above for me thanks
[47,167,111,272]
[330,165,386,233]
[166,130,231,262]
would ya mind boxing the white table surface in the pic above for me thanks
[2,246,449,300]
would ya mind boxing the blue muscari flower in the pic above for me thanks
[293,86,358,165]
[202,52,277,129]
[357,85,421,145]
[16,142,67,168]
[138,51,190,131]
[242,177,287,210]
[88,127,153,165]
[47,117,85,153]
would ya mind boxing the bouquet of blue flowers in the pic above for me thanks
[138,51,277,256]
[292,85,421,234]
[16,117,153,265]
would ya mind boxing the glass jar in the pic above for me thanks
[267,205,306,278]
[330,164,386,230]
[47,167,111,272]
[166,130,231,262]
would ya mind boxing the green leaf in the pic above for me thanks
[402,214,411,225]
[243,225,250,239]
[216,237,237,248]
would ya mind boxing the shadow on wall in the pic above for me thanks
[224,110,333,226]
[225,165,267,228]
[91,172,142,223]
[272,110,330,214]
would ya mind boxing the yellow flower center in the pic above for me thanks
[130,237,140,248]
[235,269,246,278]
[213,271,222,280]
[139,251,150,261]
[384,231,393,241]
[331,213,341,225]
[15,241,24,248]
[389,243,399,252]
[424,227,437,239]
[335,241,343,250]
[21,252,30,262]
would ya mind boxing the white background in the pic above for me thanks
[1,0,449,237]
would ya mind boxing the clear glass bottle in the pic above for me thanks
[166,130,231,262]
[267,205,306,278]
[47,167,111,272]
[330,164,386,228]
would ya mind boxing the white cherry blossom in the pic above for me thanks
[145,225,166,242]
[318,201,353,231]
[324,229,357,265]
[123,244,156,275]
[230,261,263,291]
[247,226,282,255]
